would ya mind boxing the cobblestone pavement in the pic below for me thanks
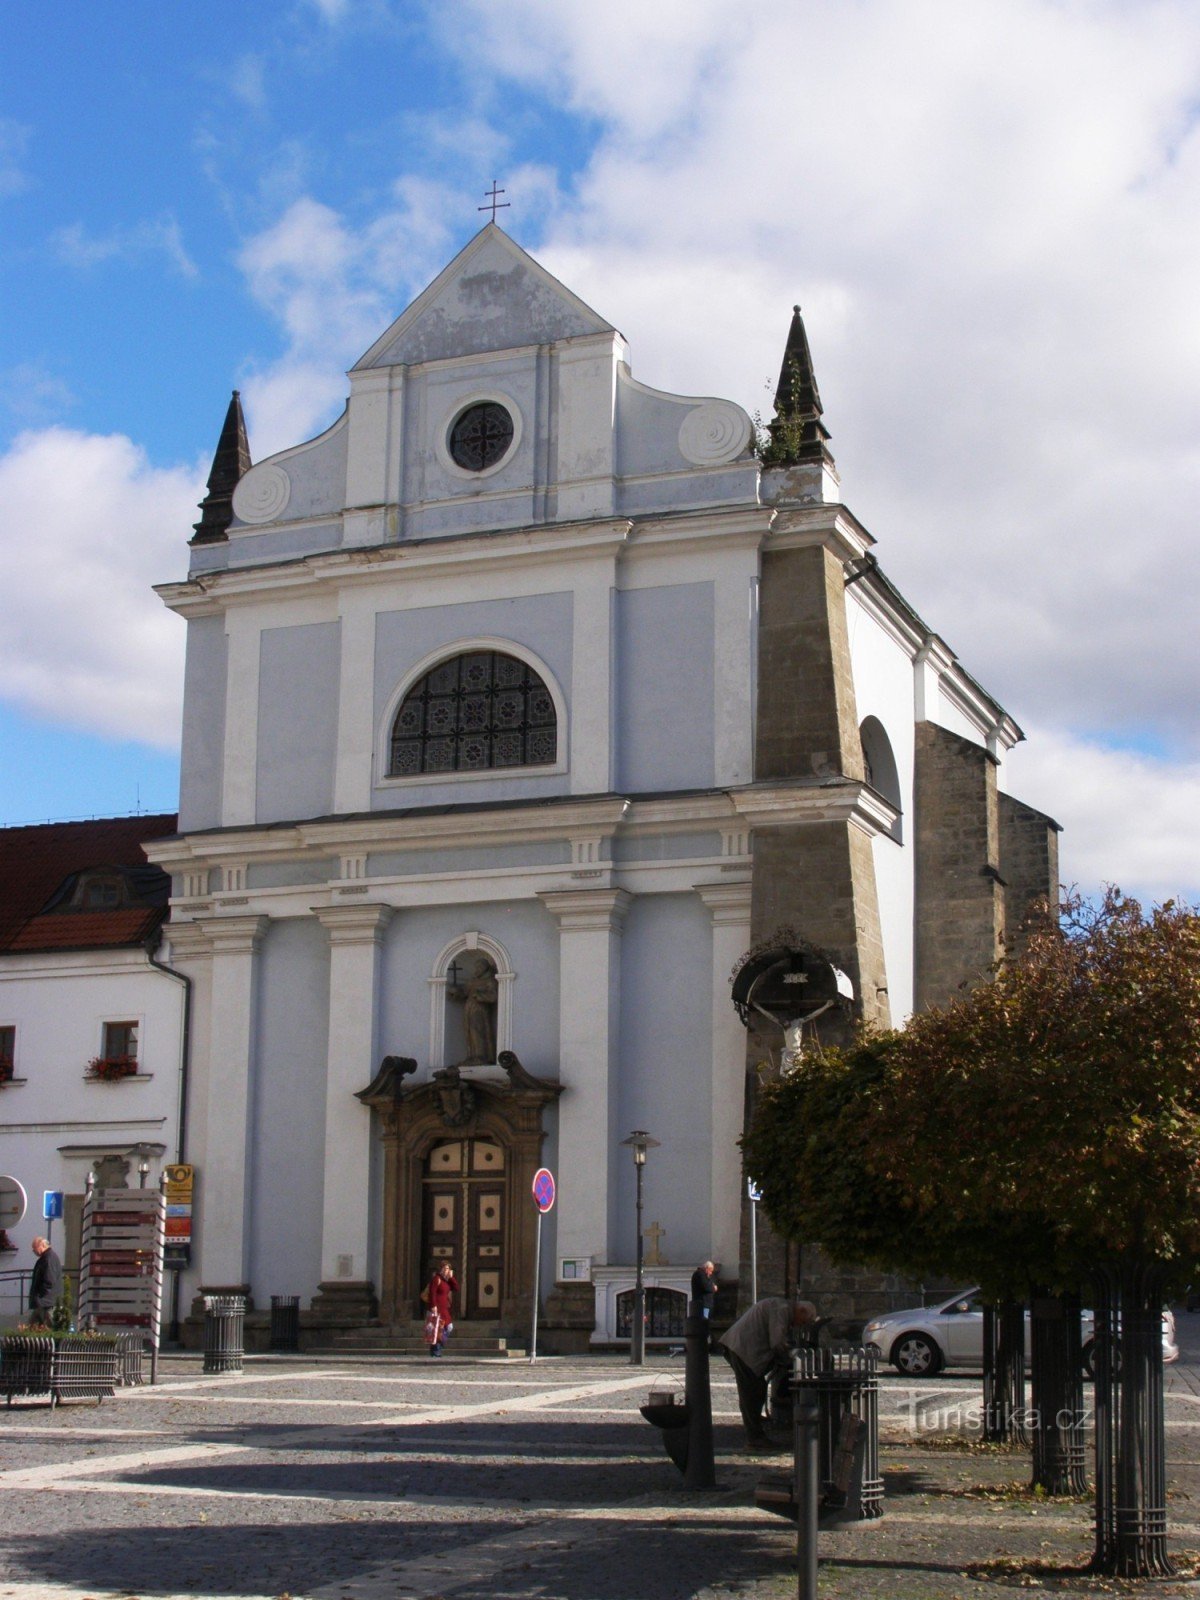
[1,1314,1199,1600]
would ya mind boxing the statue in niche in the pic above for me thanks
[448,955,499,1065]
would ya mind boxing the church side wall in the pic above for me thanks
[256,621,341,825]
[614,583,715,793]
[178,615,227,833]
[615,892,716,1270]
[248,917,330,1301]
[998,793,1060,958]
[913,722,1004,1008]
[846,593,918,1021]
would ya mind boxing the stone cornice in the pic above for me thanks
[764,503,874,564]
[157,503,778,619]
[312,903,394,944]
[729,779,901,838]
[180,914,269,957]
[694,881,753,923]
[145,797,633,873]
[537,887,632,932]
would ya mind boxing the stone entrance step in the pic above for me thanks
[329,1323,526,1358]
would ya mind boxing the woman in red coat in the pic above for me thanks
[425,1260,457,1356]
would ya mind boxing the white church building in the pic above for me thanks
[146,225,1057,1348]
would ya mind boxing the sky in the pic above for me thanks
[1,0,1198,905]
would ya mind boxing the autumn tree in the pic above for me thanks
[744,892,1200,1577]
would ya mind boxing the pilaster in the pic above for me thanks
[570,564,616,794]
[314,903,392,1286]
[332,589,376,815]
[695,881,753,1270]
[537,887,631,1265]
[192,915,268,1286]
[221,613,261,826]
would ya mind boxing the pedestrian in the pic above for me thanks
[691,1259,718,1319]
[718,1297,818,1449]
[425,1260,458,1357]
[28,1236,63,1327]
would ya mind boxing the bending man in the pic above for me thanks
[718,1297,817,1448]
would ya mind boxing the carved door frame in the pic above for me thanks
[359,1074,560,1333]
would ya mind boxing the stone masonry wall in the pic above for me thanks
[742,539,891,1312]
[998,792,1061,959]
[913,721,1004,1009]
[756,544,865,783]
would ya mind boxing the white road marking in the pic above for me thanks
[0,1441,248,1490]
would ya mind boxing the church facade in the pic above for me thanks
[146,225,1057,1346]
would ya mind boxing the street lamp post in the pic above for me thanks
[621,1130,660,1366]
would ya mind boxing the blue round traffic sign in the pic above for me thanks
[532,1168,556,1213]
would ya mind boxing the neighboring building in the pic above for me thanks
[0,815,183,1325]
[145,224,1057,1347]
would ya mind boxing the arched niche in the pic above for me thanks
[860,716,903,842]
[428,932,515,1069]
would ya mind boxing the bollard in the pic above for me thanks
[270,1294,300,1352]
[683,1312,716,1489]
[203,1294,245,1374]
[794,1386,820,1600]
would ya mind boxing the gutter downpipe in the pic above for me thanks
[144,929,192,1344]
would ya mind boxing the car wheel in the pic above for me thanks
[1082,1340,1096,1379]
[891,1333,942,1376]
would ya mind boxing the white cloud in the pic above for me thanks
[440,0,1200,770]
[0,428,200,750]
[229,54,268,112]
[1003,729,1200,906]
[1,362,76,427]
[0,119,30,199]
[235,182,478,454]
[54,216,199,279]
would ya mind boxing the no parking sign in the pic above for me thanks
[532,1167,556,1213]
[529,1168,555,1364]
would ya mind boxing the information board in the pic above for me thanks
[162,1163,194,1268]
[77,1184,166,1352]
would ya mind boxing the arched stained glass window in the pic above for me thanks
[388,651,558,777]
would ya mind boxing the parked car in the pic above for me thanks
[862,1289,1178,1376]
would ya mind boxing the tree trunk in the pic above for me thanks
[1029,1291,1087,1494]
[1091,1263,1173,1577]
[983,1300,1028,1444]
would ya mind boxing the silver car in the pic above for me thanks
[862,1288,1178,1376]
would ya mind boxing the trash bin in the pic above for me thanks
[791,1343,883,1521]
[270,1295,300,1352]
[758,1343,883,1525]
[203,1295,245,1375]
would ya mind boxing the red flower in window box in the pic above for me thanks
[0,1060,13,1085]
[86,1055,138,1081]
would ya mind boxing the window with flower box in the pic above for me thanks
[88,1021,139,1081]
[0,1026,14,1084]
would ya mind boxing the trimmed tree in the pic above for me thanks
[744,892,1200,1577]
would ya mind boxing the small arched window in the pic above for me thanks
[388,651,557,777]
[860,716,903,842]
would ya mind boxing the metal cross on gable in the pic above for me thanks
[479,180,510,223]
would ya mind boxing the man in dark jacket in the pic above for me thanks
[28,1237,63,1326]
[691,1260,718,1319]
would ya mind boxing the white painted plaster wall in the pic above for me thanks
[0,950,184,1321]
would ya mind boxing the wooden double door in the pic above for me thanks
[421,1136,506,1321]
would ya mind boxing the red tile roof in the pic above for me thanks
[0,815,177,954]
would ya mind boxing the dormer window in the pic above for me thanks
[388,650,557,777]
[77,873,125,910]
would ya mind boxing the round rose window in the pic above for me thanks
[448,402,514,471]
